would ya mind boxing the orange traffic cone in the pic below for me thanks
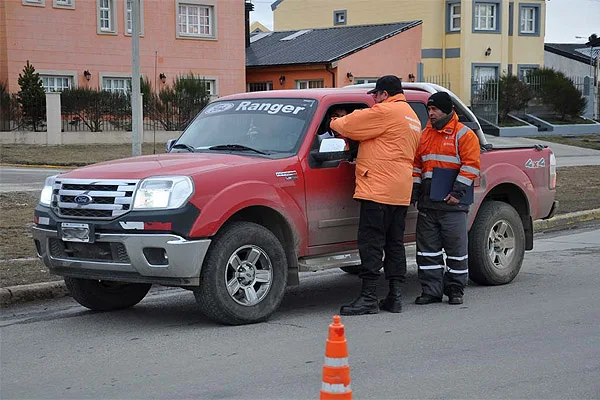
[320,315,352,400]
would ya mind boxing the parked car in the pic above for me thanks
[32,83,558,325]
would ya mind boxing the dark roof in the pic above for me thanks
[270,0,284,11]
[246,21,422,67]
[544,43,599,65]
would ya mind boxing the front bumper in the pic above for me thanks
[32,227,211,286]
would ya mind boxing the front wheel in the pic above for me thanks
[65,277,151,311]
[194,222,288,325]
[468,201,525,285]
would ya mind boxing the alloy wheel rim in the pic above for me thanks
[224,245,273,306]
[487,219,516,270]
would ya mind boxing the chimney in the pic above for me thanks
[245,1,254,48]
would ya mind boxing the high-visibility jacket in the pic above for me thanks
[412,112,480,211]
[331,93,422,206]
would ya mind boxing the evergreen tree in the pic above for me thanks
[17,60,46,131]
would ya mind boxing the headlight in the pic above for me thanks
[133,176,194,210]
[40,175,57,206]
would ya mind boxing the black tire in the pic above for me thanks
[64,277,151,311]
[468,201,525,285]
[340,265,362,275]
[194,222,288,325]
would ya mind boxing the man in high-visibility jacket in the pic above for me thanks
[411,92,481,305]
[330,75,422,315]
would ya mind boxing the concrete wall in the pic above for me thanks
[0,130,180,145]
[544,51,595,78]
[2,0,245,96]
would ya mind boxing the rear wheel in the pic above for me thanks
[65,277,151,311]
[468,201,525,285]
[194,222,288,325]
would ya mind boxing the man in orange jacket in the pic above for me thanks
[330,75,422,315]
[411,92,481,305]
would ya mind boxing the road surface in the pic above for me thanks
[1,226,599,399]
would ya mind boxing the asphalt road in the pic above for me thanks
[1,226,599,399]
[0,166,67,193]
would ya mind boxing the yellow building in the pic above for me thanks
[271,0,545,105]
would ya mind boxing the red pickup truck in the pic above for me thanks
[32,83,558,325]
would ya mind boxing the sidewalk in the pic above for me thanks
[2,207,600,308]
[484,135,600,167]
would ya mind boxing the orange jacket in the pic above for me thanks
[330,93,422,206]
[412,112,480,200]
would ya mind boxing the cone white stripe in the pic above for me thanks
[447,254,468,261]
[321,383,352,393]
[324,356,349,367]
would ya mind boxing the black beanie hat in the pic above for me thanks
[427,92,453,115]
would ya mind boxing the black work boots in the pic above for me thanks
[340,280,379,315]
[379,279,402,313]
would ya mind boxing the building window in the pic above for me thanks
[354,78,378,84]
[449,3,461,32]
[520,7,535,33]
[518,65,538,82]
[102,77,131,94]
[177,3,215,38]
[334,10,347,26]
[248,82,273,92]
[474,2,498,31]
[54,0,74,8]
[519,4,540,36]
[97,0,117,34]
[125,0,144,35]
[473,66,498,83]
[41,76,72,92]
[296,80,324,89]
[22,0,45,6]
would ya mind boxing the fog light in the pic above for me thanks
[143,247,168,266]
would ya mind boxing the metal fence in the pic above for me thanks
[470,79,499,125]
[61,93,131,132]
[0,93,46,132]
[423,74,452,90]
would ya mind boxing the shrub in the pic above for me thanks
[61,87,129,132]
[529,68,587,121]
[498,74,532,121]
[17,61,46,131]
[145,73,211,130]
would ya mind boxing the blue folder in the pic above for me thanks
[430,167,474,205]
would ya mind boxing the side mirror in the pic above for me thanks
[166,139,177,152]
[310,138,351,163]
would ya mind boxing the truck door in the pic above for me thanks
[303,103,363,247]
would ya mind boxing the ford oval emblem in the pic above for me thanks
[74,194,93,205]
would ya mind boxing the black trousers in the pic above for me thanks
[416,209,469,297]
[357,200,408,281]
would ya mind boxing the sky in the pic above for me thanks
[248,0,600,44]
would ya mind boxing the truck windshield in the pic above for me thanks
[175,98,318,156]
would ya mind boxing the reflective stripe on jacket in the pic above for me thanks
[331,93,422,206]
[412,112,481,210]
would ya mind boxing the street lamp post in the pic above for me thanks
[131,0,142,157]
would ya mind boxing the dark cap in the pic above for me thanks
[367,75,404,95]
[427,92,453,115]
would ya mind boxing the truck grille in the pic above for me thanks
[51,178,139,220]
[49,238,130,263]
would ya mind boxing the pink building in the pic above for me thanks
[0,0,246,96]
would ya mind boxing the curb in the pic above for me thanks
[1,163,72,169]
[0,280,68,307]
[533,208,600,232]
[1,208,600,308]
